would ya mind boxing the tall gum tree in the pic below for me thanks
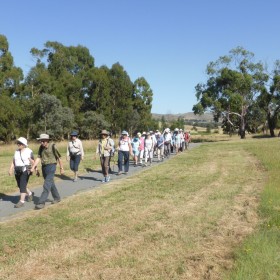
[193,47,266,139]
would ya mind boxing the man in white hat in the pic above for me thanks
[8,137,35,208]
[31,134,64,209]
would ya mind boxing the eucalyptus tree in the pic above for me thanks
[79,111,110,139]
[256,60,280,136]
[109,63,134,132]
[32,93,74,140]
[132,77,153,131]
[193,47,267,138]
[0,34,24,141]
[83,66,111,117]
[0,34,23,97]
[29,41,95,117]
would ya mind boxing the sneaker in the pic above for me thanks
[106,176,110,182]
[117,171,122,175]
[35,203,45,210]
[124,172,128,175]
[27,192,34,202]
[73,177,78,182]
[51,200,61,204]
[14,201,24,208]
[102,177,106,183]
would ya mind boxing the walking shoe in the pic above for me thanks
[117,171,122,175]
[124,172,128,175]
[35,203,45,210]
[73,177,78,182]
[102,177,106,183]
[14,201,25,208]
[27,192,34,202]
[51,199,61,204]
[107,176,110,182]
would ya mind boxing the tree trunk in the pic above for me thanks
[239,114,246,139]
[267,112,276,137]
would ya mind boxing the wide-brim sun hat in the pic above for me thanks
[36,134,50,141]
[100,129,109,135]
[17,137,28,147]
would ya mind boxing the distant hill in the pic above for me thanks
[152,112,214,122]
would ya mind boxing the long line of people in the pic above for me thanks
[9,128,191,208]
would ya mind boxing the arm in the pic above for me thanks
[30,157,41,173]
[79,140,85,160]
[57,157,64,175]
[8,161,15,176]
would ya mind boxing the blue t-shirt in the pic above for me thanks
[132,137,141,151]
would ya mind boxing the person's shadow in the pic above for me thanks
[54,174,73,181]
[0,193,18,203]
[0,192,40,205]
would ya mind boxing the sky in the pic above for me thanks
[1,0,280,114]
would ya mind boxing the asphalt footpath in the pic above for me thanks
[0,143,200,222]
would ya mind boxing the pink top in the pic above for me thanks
[139,136,145,150]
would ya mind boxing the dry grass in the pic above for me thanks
[0,141,266,279]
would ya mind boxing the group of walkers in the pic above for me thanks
[8,128,191,209]
[95,128,191,182]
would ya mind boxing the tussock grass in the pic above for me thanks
[0,140,266,279]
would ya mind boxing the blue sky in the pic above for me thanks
[1,0,280,114]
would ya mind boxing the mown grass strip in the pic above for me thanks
[226,138,280,280]
[0,140,267,279]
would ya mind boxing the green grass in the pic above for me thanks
[0,137,280,279]
[226,138,280,280]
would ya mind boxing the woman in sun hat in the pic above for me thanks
[96,129,115,183]
[117,130,132,175]
[131,132,141,166]
[8,137,35,208]
[67,130,84,182]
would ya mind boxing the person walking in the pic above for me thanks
[155,132,164,161]
[30,134,64,210]
[131,132,141,166]
[144,132,154,166]
[117,130,132,175]
[139,132,146,165]
[96,130,114,183]
[66,131,84,182]
[8,137,35,208]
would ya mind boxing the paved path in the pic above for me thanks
[0,143,200,221]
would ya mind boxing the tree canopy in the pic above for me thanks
[0,34,155,142]
[192,46,276,138]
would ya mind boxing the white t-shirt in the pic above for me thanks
[14,148,34,171]
[119,137,131,152]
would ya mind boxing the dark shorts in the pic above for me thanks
[70,155,81,171]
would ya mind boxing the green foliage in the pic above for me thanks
[0,35,154,141]
[193,46,268,139]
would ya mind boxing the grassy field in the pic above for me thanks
[0,136,280,279]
